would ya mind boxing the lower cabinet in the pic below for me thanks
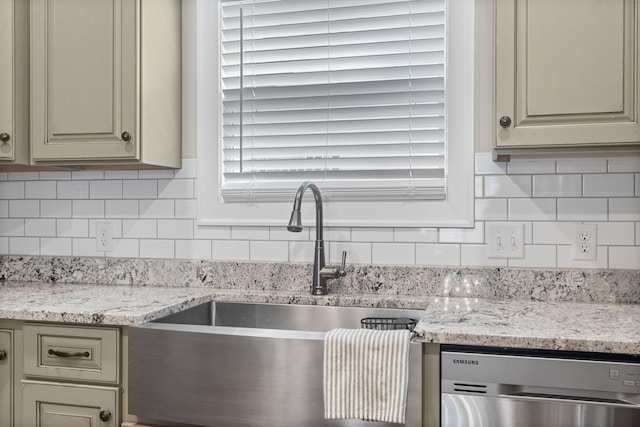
[22,381,118,427]
[0,329,13,427]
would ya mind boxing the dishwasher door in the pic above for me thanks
[441,347,640,427]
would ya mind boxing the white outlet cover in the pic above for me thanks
[487,223,525,259]
[572,224,597,261]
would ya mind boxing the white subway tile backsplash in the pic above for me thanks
[596,222,635,245]
[72,171,104,180]
[328,242,372,264]
[110,239,142,258]
[105,200,139,218]
[533,222,573,245]
[372,243,415,265]
[475,198,507,221]
[57,219,89,238]
[583,174,635,197]
[507,160,556,175]
[439,223,485,244]
[416,243,460,266]
[250,240,288,262]
[475,152,507,175]
[394,228,438,243]
[90,180,122,199]
[460,245,508,267]
[508,198,556,221]
[1,153,638,270]
[73,200,105,218]
[194,224,231,240]
[557,246,608,269]
[39,171,71,180]
[533,175,582,197]
[508,245,556,268]
[176,239,211,260]
[25,219,56,237]
[72,238,105,257]
[212,240,250,260]
[175,200,197,219]
[40,200,72,218]
[0,182,25,199]
[9,200,40,218]
[57,181,89,199]
[8,172,38,181]
[557,198,608,221]
[139,199,175,218]
[140,239,175,259]
[289,241,315,262]
[609,246,640,269]
[123,180,158,199]
[232,226,270,240]
[352,227,394,242]
[484,175,532,198]
[609,198,640,221]
[123,219,157,239]
[158,220,194,239]
[9,237,39,255]
[608,157,640,173]
[25,181,56,199]
[0,219,25,236]
[41,238,72,256]
[158,179,194,199]
[105,170,139,180]
[556,158,606,173]
[174,159,197,179]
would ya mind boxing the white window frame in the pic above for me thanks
[196,0,475,228]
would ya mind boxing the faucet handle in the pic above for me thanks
[340,250,347,273]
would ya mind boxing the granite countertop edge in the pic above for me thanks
[0,282,638,355]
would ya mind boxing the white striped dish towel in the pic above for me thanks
[323,328,411,424]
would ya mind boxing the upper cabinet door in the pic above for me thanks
[495,0,640,148]
[31,0,137,161]
[0,0,15,160]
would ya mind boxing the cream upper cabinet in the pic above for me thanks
[495,0,640,150]
[0,0,29,168]
[30,0,181,168]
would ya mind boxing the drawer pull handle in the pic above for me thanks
[48,349,90,358]
[0,350,6,361]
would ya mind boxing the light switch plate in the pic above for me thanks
[487,222,525,259]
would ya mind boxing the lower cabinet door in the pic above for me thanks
[0,330,12,427]
[22,381,119,427]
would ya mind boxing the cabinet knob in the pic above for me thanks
[0,133,10,143]
[121,131,131,142]
[0,350,6,361]
[499,116,512,128]
[99,410,112,422]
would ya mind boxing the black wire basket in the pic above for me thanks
[360,317,417,332]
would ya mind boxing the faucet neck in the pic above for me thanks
[292,181,323,242]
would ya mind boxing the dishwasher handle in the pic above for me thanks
[501,391,640,408]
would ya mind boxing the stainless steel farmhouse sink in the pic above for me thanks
[128,302,424,427]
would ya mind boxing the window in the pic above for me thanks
[197,0,474,227]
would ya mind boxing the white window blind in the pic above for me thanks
[219,0,447,202]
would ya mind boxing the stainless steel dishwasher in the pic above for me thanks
[441,345,640,427]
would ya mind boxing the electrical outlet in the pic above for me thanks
[572,224,597,261]
[96,222,113,252]
[487,222,525,259]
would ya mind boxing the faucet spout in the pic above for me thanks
[287,181,346,295]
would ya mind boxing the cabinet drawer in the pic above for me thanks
[24,324,119,383]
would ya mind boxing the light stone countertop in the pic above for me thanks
[414,297,640,355]
[0,281,638,355]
